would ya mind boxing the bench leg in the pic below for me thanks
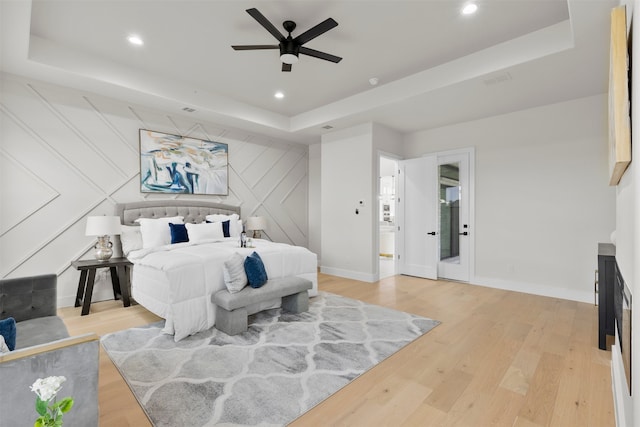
[282,291,309,314]
[215,306,248,335]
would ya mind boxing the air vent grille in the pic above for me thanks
[483,72,512,86]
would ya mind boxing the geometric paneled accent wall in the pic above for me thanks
[0,72,309,307]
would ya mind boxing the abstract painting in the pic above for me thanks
[139,129,228,195]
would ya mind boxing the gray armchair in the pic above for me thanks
[0,274,100,427]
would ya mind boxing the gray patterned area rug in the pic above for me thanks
[101,291,440,426]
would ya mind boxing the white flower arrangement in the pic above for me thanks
[30,376,74,427]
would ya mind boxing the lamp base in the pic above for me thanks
[252,230,262,239]
[94,235,113,260]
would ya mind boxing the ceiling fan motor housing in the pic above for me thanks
[280,39,300,63]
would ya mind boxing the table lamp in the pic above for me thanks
[245,216,267,239]
[85,216,121,260]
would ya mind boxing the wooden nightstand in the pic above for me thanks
[71,257,132,315]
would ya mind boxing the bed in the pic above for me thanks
[115,200,318,341]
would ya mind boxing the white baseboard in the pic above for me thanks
[611,343,633,427]
[58,286,119,309]
[471,275,593,304]
[320,266,377,283]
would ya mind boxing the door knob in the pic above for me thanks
[459,231,468,236]
[427,231,437,235]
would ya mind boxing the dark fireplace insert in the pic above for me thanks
[614,264,632,395]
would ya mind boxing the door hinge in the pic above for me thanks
[397,254,400,260]
[397,226,400,231]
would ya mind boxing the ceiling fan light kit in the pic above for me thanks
[232,8,341,72]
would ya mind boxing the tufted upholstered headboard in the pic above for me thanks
[116,199,241,226]
[114,200,241,257]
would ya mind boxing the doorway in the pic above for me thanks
[397,148,474,282]
[379,156,398,279]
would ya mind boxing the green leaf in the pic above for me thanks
[35,398,48,416]
[57,397,74,413]
[34,417,45,427]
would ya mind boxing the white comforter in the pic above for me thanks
[128,238,318,341]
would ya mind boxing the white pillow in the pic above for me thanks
[223,252,248,293]
[120,225,143,256]
[135,216,184,248]
[0,335,10,354]
[206,213,241,237]
[185,222,224,243]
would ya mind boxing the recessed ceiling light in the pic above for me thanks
[127,35,144,46]
[274,91,285,99]
[461,3,478,15]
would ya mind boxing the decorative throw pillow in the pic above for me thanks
[223,253,248,293]
[169,223,189,244]
[0,317,17,351]
[244,251,268,288]
[120,225,143,256]
[0,335,9,354]
[135,216,184,248]
[185,222,224,243]
[221,220,231,238]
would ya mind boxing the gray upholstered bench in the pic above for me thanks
[213,276,313,335]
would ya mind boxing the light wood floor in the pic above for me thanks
[58,273,614,427]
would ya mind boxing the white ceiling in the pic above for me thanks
[0,0,619,144]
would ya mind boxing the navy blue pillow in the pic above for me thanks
[205,220,231,237]
[169,223,189,244]
[221,220,231,238]
[244,252,268,288]
[0,317,17,351]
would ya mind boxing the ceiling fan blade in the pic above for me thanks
[232,45,279,50]
[246,8,285,42]
[299,46,342,63]
[293,18,338,45]
[282,63,292,72]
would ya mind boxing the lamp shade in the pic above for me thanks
[85,216,121,236]
[245,216,267,231]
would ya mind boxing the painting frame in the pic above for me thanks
[139,129,229,195]
[608,5,632,186]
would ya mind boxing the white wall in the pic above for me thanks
[320,123,375,281]
[631,0,640,420]
[308,143,321,262]
[613,1,638,424]
[0,72,310,307]
[404,94,616,302]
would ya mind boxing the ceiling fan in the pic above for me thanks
[232,8,342,72]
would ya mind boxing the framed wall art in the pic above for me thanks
[139,129,228,195]
[608,5,632,186]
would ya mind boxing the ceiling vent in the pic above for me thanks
[483,72,512,86]
[322,125,334,130]
[182,107,196,113]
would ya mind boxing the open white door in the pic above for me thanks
[398,156,438,279]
